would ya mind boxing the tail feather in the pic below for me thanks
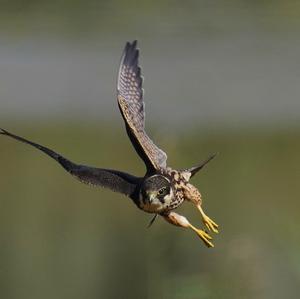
[185,153,218,178]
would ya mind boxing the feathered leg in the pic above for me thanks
[162,211,214,248]
[182,183,219,233]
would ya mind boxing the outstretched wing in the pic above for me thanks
[0,128,140,199]
[117,40,167,172]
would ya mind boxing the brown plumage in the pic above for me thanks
[1,40,219,247]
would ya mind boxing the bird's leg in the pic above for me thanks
[162,211,214,248]
[197,204,219,233]
[182,183,219,233]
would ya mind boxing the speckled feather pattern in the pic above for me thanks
[1,41,218,246]
[159,168,202,214]
[117,41,167,171]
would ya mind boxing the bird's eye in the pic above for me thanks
[158,187,167,195]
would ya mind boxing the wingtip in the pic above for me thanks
[132,39,138,47]
[117,40,142,92]
[126,39,137,47]
[124,40,137,51]
[123,40,139,65]
[0,128,8,135]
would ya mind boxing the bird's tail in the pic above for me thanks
[184,153,218,179]
[0,128,75,172]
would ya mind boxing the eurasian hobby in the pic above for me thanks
[0,41,219,247]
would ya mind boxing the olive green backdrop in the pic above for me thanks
[0,1,300,299]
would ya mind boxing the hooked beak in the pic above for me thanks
[147,191,157,203]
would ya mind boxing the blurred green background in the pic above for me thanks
[0,1,300,298]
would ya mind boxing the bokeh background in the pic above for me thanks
[0,1,300,298]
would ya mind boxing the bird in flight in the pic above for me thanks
[1,41,219,247]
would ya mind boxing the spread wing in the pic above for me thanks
[0,128,141,199]
[117,40,167,173]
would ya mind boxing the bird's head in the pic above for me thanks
[139,175,173,213]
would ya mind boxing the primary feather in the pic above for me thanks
[0,128,140,198]
[117,41,167,173]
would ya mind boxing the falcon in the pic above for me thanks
[0,41,219,247]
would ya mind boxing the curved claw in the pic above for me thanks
[203,214,219,233]
[197,205,219,234]
[189,224,214,248]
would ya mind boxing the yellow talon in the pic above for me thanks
[203,214,219,233]
[197,205,219,234]
[189,224,214,248]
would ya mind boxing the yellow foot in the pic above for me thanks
[197,205,219,233]
[189,224,214,248]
